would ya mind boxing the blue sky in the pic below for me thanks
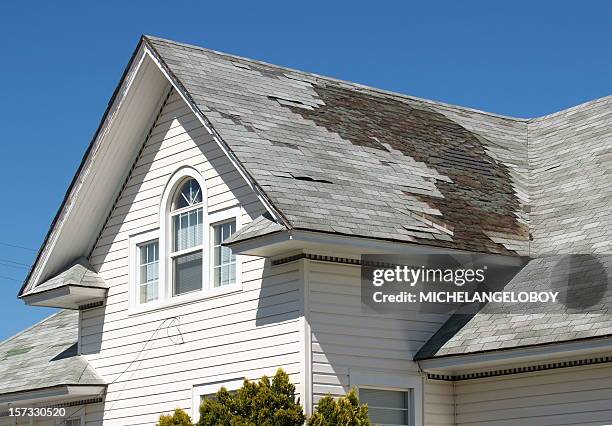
[0,1,611,340]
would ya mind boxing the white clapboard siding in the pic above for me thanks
[84,89,304,425]
[306,260,449,406]
[424,379,455,426]
[454,363,612,425]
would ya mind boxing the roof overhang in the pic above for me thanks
[20,39,172,296]
[0,385,106,407]
[22,285,107,309]
[226,228,528,259]
[417,335,612,376]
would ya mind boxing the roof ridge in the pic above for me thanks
[143,35,528,122]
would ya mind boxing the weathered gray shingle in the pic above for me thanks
[416,254,612,359]
[24,257,106,296]
[144,36,530,256]
[0,310,104,395]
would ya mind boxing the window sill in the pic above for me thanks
[128,283,242,316]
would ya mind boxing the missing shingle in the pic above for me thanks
[291,175,333,184]
[268,96,313,110]
[274,172,333,184]
[231,61,251,70]
[271,140,301,150]
[369,137,390,152]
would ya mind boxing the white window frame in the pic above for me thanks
[207,207,243,296]
[128,167,243,314]
[160,167,209,304]
[129,229,161,311]
[349,370,423,426]
[192,378,244,422]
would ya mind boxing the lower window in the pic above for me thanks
[65,418,81,426]
[173,250,203,295]
[359,388,412,426]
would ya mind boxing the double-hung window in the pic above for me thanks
[359,388,413,426]
[138,241,159,303]
[170,178,204,295]
[212,220,236,287]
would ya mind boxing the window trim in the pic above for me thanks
[358,387,413,426]
[206,207,243,296]
[192,378,244,422]
[160,167,209,302]
[129,229,161,311]
[349,370,422,426]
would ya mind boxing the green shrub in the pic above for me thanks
[157,408,194,426]
[308,389,370,426]
[198,369,305,426]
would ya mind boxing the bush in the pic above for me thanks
[157,408,194,426]
[308,389,370,426]
[198,369,305,426]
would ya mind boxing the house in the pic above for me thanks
[1,34,612,425]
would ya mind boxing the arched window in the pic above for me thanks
[170,178,204,295]
[129,166,242,310]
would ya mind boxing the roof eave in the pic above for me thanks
[227,228,532,259]
[18,36,149,298]
[0,384,106,406]
[21,285,107,309]
[417,334,612,374]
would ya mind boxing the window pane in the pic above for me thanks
[138,242,159,304]
[212,221,236,287]
[65,419,81,426]
[360,389,409,426]
[173,207,203,251]
[173,178,202,210]
[360,389,407,409]
[367,407,408,425]
[174,251,203,295]
[140,281,158,303]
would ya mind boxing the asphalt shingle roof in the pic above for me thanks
[416,254,612,359]
[142,36,612,358]
[145,36,530,256]
[0,310,104,395]
[24,257,106,297]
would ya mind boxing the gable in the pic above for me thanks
[89,89,265,283]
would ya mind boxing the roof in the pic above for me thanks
[145,35,530,257]
[416,254,612,359]
[0,310,104,396]
[224,213,286,245]
[23,257,106,297]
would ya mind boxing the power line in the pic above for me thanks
[0,257,30,267]
[0,241,37,252]
[0,261,29,270]
[0,275,22,282]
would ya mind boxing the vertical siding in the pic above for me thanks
[306,260,448,416]
[454,363,612,425]
[83,90,304,425]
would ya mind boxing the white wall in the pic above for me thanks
[305,259,449,423]
[82,90,305,425]
[424,379,454,426]
[452,362,612,425]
